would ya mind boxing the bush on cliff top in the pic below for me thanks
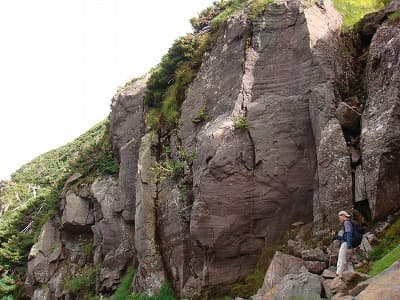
[0,119,118,298]
[145,0,249,132]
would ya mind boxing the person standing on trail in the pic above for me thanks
[332,210,354,276]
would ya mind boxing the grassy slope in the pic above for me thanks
[368,217,400,276]
[369,245,400,276]
[0,119,118,297]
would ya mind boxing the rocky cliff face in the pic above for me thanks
[24,0,400,299]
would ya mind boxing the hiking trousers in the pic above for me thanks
[336,242,354,276]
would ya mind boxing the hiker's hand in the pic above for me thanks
[331,231,336,238]
[347,248,353,255]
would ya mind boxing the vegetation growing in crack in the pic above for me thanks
[0,119,118,298]
[113,268,137,300]
[63,266,99,297]
[234,116,250,130]
[192,106,209,124]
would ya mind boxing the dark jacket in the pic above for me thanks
[334,220,353,249]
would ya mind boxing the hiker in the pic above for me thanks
[332,210,354,276]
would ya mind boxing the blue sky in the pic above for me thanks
[0,0,215,179]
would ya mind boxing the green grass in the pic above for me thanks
[113,269,136,300]
[369,245,400,276]
[368,217,400,262]
[332,0,387,29]
[192,106,209,124]
[64,266,98,294]
[234,116,250,130]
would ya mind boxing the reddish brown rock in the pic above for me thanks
[110,77,147,222]
[255,251,305,297]
[304,261,327,274]
[361,19,400,220]
[336,102,361,131]
[134,133,167,295]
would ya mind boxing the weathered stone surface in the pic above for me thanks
[32,286,50,300]
[25,217,62,297]
[134,133,167,295]
[304,260,327,274]
[356,261,400,299]
[175,0,345,295]
[322,269,337,279]
[313,119,353,232]
[359,0,400,41]
[301,248,329,263]
[336,102,361,131]
[157,181,194,297]
[349,146,361,165]
[256,251,305,297]
[361,19,400,220]
[354,165,368,203]
[327,272,368,297]
[263,268,322,300]
[287,239,304,258]
[90,176,136,292]
[110,77,147,222]
[61,190,93,230]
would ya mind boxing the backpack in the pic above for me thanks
[351,221,364,248]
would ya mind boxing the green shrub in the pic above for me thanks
[192,106,209,124]
[150,159,184,183]
[64,267,98,293]
[145,0,246,133]
[234,117,250,130]
[190,0,247,32]
[248,0,272,20]
[113,269,136,300]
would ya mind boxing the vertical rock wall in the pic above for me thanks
[23,1,400,299]
[361,18,400,220]
[158,0,349,296]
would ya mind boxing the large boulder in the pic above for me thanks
[264,268,322,300]
[361,19,400,220]
[61,190,94,231]
[255,251,305,298]
[336,102,361,131]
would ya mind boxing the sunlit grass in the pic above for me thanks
[333,0,386,29]
[369,245,400,276]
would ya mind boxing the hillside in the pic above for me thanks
[0,0,400,299]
